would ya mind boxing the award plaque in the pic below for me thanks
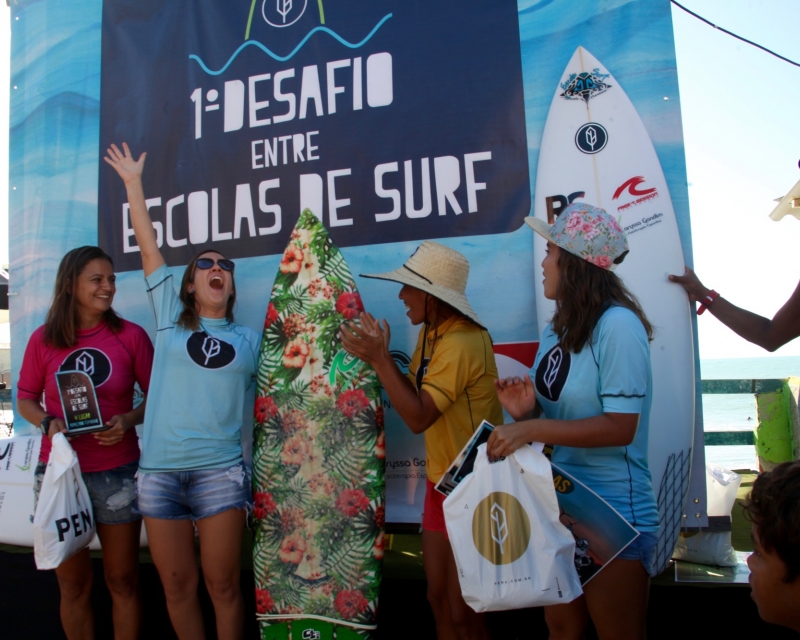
[55,371,107,434]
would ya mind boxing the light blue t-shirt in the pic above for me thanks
[532,306,658,533]
[139,264,259,473]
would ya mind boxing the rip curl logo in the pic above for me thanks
[60,349,112,387]
[560,68,612,103]
[535,345,571,402]
[187,332,236,369]
[261,0,308,28]
[612,176,659,212]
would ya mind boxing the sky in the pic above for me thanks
[1,1,799,360]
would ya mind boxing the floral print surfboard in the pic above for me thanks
[252,210,385,640]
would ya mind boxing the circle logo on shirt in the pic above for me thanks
[60,349,112,387]
[472,492,531,565]
[186,332,236,369]
[534,344,571,402]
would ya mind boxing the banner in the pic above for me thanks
[9,0,694,540]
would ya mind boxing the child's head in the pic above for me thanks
[744,461,800,631]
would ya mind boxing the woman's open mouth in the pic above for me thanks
[210,276,224,291]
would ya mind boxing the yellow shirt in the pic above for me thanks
[407,315,504,483]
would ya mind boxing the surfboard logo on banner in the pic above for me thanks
[560,69,612,103]
[575,123,608,154]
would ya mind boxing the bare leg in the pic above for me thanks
[144,517,206,640]
[54,547,95,640]
[196,508,246,640]
[583,558,649,640]
[96,520,142,640]
[423,529,490,640]
[544,595,589,640]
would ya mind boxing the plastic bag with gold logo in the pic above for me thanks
[444,443,582,611]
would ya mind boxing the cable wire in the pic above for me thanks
[671,0,800,68]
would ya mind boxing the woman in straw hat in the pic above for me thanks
[487,203,658,640]
[341,241,502,640]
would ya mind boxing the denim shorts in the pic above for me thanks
[616,530,658,576]
[135,464,251,521]
[33,460,140,525]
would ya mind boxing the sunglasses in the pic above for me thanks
[195,257,235,272]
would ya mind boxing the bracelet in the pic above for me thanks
[697,290,719,315]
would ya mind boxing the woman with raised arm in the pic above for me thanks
[340,242,502,640]
[669,266,800,351]
[17,245,154,640]
[487,203,658,640]
[104,143,259,640]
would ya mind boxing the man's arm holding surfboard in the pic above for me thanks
[340,313,442,434]
[103,142,165,277]
[670,266,800,351]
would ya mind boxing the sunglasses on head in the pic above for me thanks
[195,257,235,272]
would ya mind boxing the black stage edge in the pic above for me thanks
[1,550,796,639]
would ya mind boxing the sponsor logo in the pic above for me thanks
[16,437,35,472]
[545,192,585,223]
[262,0,308,28]
[329,348,361,386]
[301,630,321,640]
[561,68,612,103]
[186,332,237,369]
[612,176,659,211]
[60,348,113,387]
[552,471,575,494]
[472,492,531,565]
[534,345,571,402]
[623,212,664,236]
[0,442,12,471]
[575,123,607,154]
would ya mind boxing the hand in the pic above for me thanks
[94,414,130,446]
[487,422,535,459]
[339,312,391,366]
[668,266,710,303]
[494,374,536,420]
[46,418,68,441]
[103,142,146,185]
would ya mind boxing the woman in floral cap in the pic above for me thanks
[488,202,658,640]
[341,241,502,640]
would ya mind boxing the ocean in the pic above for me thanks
[700,355,800,471]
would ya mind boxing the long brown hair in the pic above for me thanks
[551,249,652,353]
[177,249,237,331]
[44,246,123,349]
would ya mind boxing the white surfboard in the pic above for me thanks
[533,47,695,574]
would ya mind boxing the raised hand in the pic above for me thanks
[494,374,536,421]
[103,142,146,185]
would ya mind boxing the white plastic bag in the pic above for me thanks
[672,463,742,567]
[33,433,95,570]
[444,444,582,612]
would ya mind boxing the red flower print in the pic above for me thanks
[336,389,370,418]
[375,406,384,430]
[373,531,385,560]
[334,589,369,619]
[281,434,309,466]
[335,292,364,320]
[283,313,307,338]
[280,506,305,533]
[374,504,385,529]
[283,338,310,368]
[337,488,369,517]
[255,396,278,424]
[280,408,306,435]
[255,588,274,614]
[279,533,307,564]
[264,302,280,328]
[591,255,612,269]
[253,492,277,520]
[375,430,385,460]
[280,246,304,274]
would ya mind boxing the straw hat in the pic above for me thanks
[525,202,629,271]
[361,241,484,327]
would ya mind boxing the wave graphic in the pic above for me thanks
[189,13,393,76]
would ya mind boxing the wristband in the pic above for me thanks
[697,290,719,315]
[40,415,56,434]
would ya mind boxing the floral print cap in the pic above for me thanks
[525,202,628,271]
